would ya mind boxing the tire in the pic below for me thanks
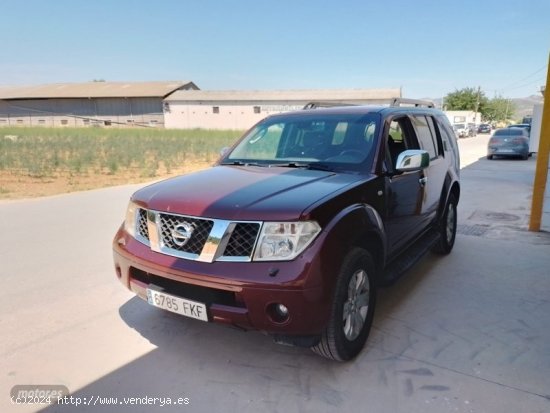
[521,153,528,160]
[311,248,376,361]
[432,193,457,255]
[487,155,493,160]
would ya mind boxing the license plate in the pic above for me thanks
[146,289,208,322]
[498,149,514,153]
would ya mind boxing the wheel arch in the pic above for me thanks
[436,174,460,221]
[318,203,387,289]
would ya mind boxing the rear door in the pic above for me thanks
[410,114,447,228]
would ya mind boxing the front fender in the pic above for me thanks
[314,203,386,293]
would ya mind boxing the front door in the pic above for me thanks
[384,116,428,257]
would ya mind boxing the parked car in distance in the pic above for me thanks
[453,123,469,138]
[113,100,461,361]
[477,123,492,134]
[487,128,530,160]
[507,123,531,137]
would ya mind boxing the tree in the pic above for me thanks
[443,87,488,113]
[483,96,515,123]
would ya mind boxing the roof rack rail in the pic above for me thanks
[303,101,358,110]
[390,98,434,108]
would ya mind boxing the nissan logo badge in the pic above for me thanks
[171,222,195,247]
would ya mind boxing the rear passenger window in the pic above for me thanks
[436,118,453,152]
[412,115,438,159]
[426,116,444,156]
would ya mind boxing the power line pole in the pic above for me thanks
[474,86,481,123]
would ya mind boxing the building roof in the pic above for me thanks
[0,81,199,100]
[164,88,402,103]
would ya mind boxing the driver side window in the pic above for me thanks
[386,117,419,169]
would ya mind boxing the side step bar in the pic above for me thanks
[381,229,440,286]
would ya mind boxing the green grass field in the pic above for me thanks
[0,127,244,178]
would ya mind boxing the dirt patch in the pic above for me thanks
[0,160,211,200]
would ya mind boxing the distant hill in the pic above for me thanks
[419,95,543,121]
[511,95,543,120]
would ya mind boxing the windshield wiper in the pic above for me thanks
[270,162,334,172]
[221,160,264,167]
[306,163,334,172]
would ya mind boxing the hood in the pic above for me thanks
[133,165,365,221]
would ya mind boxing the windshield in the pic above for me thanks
[222,112,381,170]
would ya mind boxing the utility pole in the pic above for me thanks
[529,53,550,231]
[474,86,481,123]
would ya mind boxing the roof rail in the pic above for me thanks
[390,98,434,108]
[304,98,435,110]
[303,101,358,110]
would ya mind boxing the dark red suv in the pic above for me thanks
[113,100,460,361]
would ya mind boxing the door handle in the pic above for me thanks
[419,177,428,186]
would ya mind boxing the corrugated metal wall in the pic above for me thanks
[0,97,164,127]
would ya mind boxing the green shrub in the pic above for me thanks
[0,127,242,177]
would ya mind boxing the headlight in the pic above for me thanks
[253,221,321,261]
[124,201,139,238]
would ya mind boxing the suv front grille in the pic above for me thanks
[224,223,260,257]
[158,213,214,255]
[137,208,149,240]
[133,208,261,263]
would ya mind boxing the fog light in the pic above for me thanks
[276,304,288,317]
[267,303,290,324]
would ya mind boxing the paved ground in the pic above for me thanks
[1,135,549,413]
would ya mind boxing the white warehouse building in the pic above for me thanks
[163,88,402,130]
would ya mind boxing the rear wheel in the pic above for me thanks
[311,248,376,361]
[432,194,457,255]
[487,155,493,160]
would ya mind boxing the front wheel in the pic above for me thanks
[432,193,457,255]
[311,248,377,361]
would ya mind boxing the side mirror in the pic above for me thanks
[395,150,430,172]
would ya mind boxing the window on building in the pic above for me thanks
[83,119,90,125]
[17,119,24,124]
[126,119,134,124]
[38,119,46,125]
[60,120,68,125]
[0,119,7,124]
[104,120,112,126]
[253,106,261,114]
[213,106,220,114]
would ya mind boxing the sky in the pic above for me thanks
[0,0,548,99]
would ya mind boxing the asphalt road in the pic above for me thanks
[1,135,549,413]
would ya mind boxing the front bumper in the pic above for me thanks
[113,226,331,336]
